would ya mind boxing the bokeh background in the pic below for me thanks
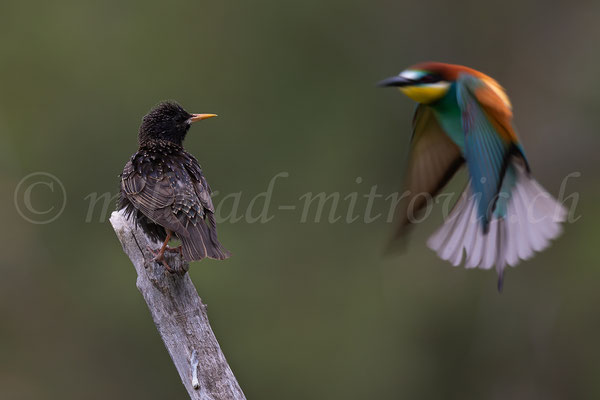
[2,0,599,399]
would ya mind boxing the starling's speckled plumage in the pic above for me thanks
[118,101,230,270]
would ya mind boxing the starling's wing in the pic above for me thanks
[121,160,186,235]
[122,155,229,261]
[173,154,230,261]
[455,73,524,231]
[391,105,464,241]
[182,155,215,214]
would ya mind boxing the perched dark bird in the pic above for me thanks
[118,101,230,272]
[379,62,566,290]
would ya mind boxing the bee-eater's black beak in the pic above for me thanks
[377,76,413,87]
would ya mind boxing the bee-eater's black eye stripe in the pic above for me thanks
[417,74,443,84]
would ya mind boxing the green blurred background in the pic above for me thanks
[2,0,599,398]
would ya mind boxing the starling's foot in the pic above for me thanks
[165,245,183,257]
[146,245,175,273]
[156,256,174,273]
[146,245,161,258]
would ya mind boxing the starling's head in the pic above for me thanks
[138,101,217,145]
[378,63,453,104]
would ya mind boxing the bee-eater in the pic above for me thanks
[379,62,566,290]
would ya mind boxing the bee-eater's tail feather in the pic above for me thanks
[427,163,567,285]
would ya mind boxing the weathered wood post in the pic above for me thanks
[110,210,246,400]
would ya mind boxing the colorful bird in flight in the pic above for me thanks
[379,62,566,290]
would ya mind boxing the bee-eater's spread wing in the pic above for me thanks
[392,105,464,240]
[455,74,525,231]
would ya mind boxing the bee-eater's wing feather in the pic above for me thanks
[390,105,464,243]
[456,74,522,231]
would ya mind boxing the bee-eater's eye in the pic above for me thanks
[419,74,442,84]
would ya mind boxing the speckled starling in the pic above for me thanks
[118,101,230,272]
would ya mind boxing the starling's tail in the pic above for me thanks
[427,163,567,285]
[180,213,231,261]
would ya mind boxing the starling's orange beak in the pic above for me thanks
[190,113,217,123]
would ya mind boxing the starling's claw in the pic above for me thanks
[146,244,175,273]
[157,256,174,273]
[143,230,180,273]
[146,245,160,258]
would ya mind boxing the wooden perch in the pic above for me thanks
[109,210,246,400]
